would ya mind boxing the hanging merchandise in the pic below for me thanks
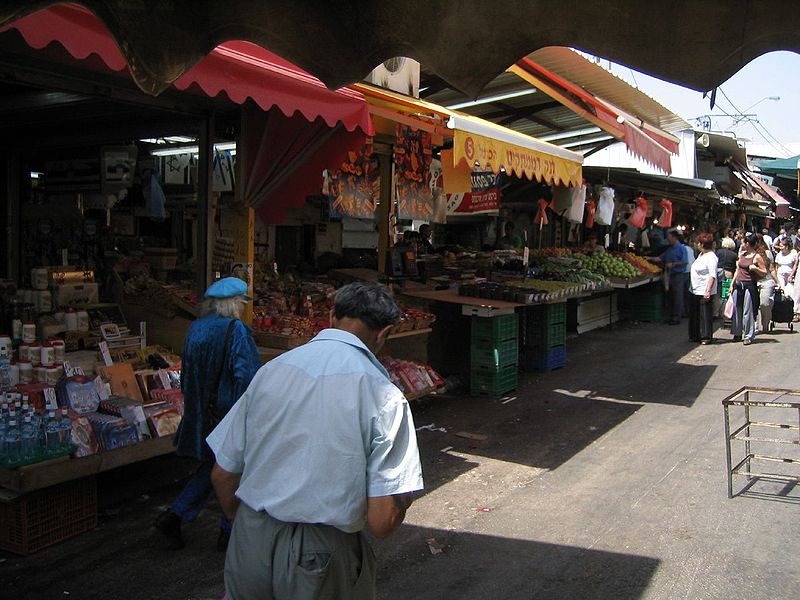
[566,183,586,223]
[658,199,673,228]
[533,198,549,226]
[394,125,434,220]
[585,199,596,228]
[551,185,572,214]
[596,186,615,226]
[627,196,648,229]
[428,159,447,224]
[326,138,380,219]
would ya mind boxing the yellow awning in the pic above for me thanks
[448,113,583,187]
[352,83,583,187]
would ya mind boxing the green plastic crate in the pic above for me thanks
[530,302,566,326]
[471,337,519,369]
[624,304,663,322]
[526,321,566,349]
[471,314,519,343]
[721,278,732,301]
[470,364,518,397]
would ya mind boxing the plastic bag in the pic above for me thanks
[658,199,673,228]
[566,184,586,223]
[534,198,549,226]
[596,186,615,225]
[724,295,735,319]
[551,186,572,213]
[585,200,596,228]
[627,197,648,229]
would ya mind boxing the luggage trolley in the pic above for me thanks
[770,288,794,332]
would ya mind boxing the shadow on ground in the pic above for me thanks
[373,525,660,600]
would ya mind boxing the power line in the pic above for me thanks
[715,86,792,156]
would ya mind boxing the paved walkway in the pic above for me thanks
[2,320,798,599]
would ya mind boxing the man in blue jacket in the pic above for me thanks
[660,229,689,325]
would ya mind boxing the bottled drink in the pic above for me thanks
[20,416,36,459]
[4,419,20,462]
[59,408,73,450]
[45,411,60,455]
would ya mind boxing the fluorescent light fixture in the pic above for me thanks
[560,135,614,149]
[446,89,536,110]
[539,127,602,143]
[30,171,43,179]
[151,141,237,157]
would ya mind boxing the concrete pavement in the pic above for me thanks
[1,319,798,599]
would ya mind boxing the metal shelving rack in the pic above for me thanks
[723,387,800,498]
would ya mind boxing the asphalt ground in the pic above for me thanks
[2,318,798,599]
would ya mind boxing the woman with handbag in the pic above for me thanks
[155,277,261,551]
[730,233,768,345]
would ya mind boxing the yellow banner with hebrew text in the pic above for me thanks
[453,129,582,187]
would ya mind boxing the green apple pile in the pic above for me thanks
[582,252,640,279]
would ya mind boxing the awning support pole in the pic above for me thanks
[196,112,215,295]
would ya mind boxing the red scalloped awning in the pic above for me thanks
[0,3,373,134]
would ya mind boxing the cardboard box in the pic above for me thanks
[53,283,99,308]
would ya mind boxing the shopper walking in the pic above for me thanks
[755,238,778,333]
[688,233,718,344]
[155,277,261,551]
[730,233,767,345]
[659,229,689,325]
[208,282,423,600]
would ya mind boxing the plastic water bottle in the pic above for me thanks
[20,416,36,459]
[45,411,60,455]
[4,419,20,462]
[59,408,73,451]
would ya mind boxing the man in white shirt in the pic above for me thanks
[208,282,423,600]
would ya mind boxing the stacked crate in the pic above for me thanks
[522,303,567,372]
[621,288,664,322]
[470,314,519,396]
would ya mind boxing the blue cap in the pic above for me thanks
[204,277,252,300]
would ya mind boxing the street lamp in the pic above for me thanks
[733,96,780,124]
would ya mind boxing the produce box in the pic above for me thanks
[0,477,97,555]
[529,302,566,326]
[525,321,566,349]
[52,282,99,308]
[470,314,519,344]
[470,363,517,397]
[521,346,567,373]
[471,337,519,370]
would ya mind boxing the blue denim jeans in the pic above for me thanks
[171,460,232,532]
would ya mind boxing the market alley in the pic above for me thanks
[2,318,798,600]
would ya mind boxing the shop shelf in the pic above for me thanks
[525,321,566,349]
[471,338,519,370]
[470,314,519,343]
[470,364,518,397]
[521,346,567,372]
[0,476,97,555]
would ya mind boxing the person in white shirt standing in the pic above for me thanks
[207,282,423,600]
[688,233,719,344]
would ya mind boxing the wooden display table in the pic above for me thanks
[0,435,176,495]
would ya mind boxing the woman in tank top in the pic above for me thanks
[730,233,767,344]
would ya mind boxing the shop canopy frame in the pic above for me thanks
[0,3,374,136]
[1,1,798,100]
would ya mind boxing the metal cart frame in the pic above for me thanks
[723,386,800,498]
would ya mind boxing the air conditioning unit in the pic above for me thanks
[365,57,420,98]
